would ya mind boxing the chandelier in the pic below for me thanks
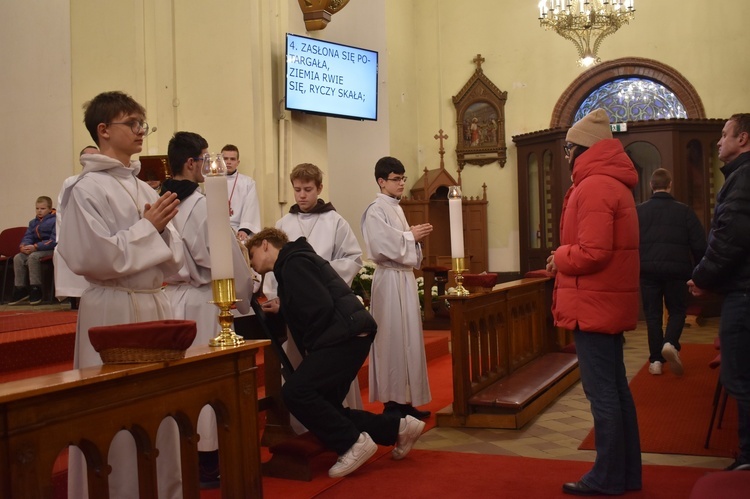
[538,1,635,67]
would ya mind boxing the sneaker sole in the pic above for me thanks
[8,297,30,305]
[662,347,683,376]
[328,438,378,478]
[392,418,426,460]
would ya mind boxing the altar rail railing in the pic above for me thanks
[0,340,268,499]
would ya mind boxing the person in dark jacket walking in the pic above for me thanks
[9,196,57,305]
[637,168,706,376]
[246,228,425,478]
[689,113,750,471]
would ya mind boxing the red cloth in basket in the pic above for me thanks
[88,320,197,352]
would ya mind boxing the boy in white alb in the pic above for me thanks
[53,145,98,307]
[59,91,185,499]
[161,131,258,488]
[263,163,364,410]
[222,144,261,242]
[360,156,433,420]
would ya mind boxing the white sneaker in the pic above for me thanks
[328,432,377,478]
[662,343,684,376]
[392,415,425,460]
[649,361,663,375]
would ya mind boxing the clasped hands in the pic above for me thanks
[410,223,433,242]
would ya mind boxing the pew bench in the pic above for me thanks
[436,277,581,430]
[468,352,579,428]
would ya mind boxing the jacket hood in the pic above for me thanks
[572,139,638,189]
[274,236,316,274]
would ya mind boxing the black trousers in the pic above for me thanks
[282,334,401,455]
[640,276,688,363]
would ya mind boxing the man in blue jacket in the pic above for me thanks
[689,113,750,471]
[10,196,57,305]
[637,168,706,376]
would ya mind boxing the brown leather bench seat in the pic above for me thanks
[469,352,578,409]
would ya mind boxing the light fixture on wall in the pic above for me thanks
[538,0,635,67]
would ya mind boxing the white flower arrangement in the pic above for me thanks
[352,260,376,302]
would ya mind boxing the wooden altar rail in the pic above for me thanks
[436,277,579,429]
[0,340,268,499]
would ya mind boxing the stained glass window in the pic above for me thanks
[574,78,687,123]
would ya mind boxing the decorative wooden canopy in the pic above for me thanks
[297,0,350,31]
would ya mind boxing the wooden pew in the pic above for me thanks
[436,277,580,429]
[0,341,268,499]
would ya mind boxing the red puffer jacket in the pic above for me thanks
[552,139,640,334]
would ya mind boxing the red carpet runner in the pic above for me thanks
[579,343,738,458]
[313,449,712,499]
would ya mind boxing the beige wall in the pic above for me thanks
[1,0,748,272]
[1,1,72,228]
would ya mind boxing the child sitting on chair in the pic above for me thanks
[9,196,57,305]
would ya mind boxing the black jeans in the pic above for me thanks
[719,291,750,463]
[640,276,688,363]
[282,335,401,455]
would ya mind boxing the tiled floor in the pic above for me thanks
[416,316,735,471]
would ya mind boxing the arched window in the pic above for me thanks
[574,78,687,123]
[551,57,705,127]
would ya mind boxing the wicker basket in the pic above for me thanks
[98,347,187,364]
[88,319,197,364]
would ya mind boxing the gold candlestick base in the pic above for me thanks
[448,257,470,296]
[208,278,245,347]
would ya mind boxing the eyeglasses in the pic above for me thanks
[108,120,149,135]
[385,176,408,183]
[564,143,576,156]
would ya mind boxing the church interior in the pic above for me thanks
[1,0,749,497]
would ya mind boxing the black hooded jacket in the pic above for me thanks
[637,191,706,279]
[273,237,377,354]
[692,151,750,293]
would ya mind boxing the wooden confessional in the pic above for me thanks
[513,118,725,274]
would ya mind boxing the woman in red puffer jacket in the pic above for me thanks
[547,108,642,497]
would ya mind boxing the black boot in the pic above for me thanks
[383,401,402,416]
[198,450,220,489]
[400,404,431,420]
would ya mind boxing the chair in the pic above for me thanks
[39,254,55,304]
[705,338,731,448]
[0,227,27,303]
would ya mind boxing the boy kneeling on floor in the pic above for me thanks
[248,228,425,477]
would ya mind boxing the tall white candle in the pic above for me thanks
[204,173,234,279]
[448,186,464,259]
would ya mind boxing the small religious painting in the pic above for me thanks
[453,54,507,168]
[463,102,499,147]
